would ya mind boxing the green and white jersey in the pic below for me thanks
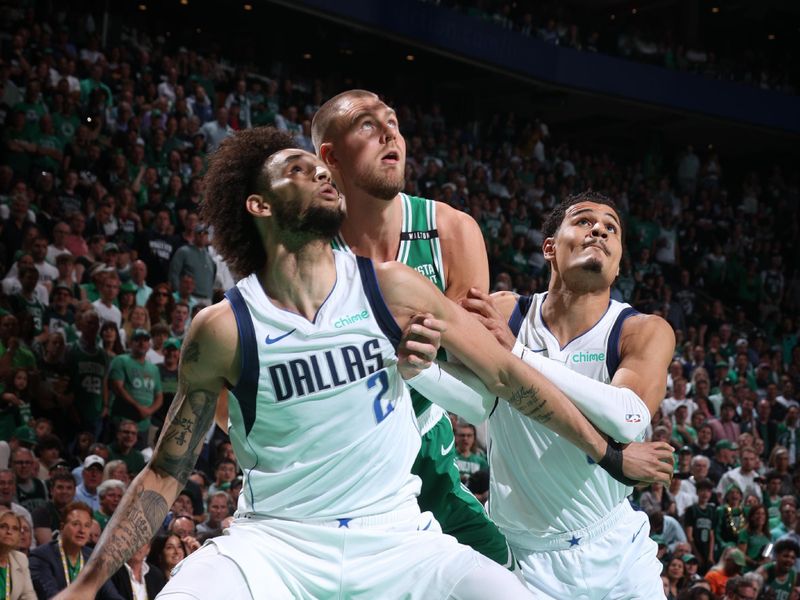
[224,250,421,520]
[763,563,796,600]
[66,342,108,423]
[332,194,447,431]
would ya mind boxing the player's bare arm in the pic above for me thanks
[436,204,490,300]
[54,303,238,599]
[612,314,675,417]
[463,288,671,444]
[376,261,671,482]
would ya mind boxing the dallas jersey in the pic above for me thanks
[489,292,640,544]
[332,193,447,432]
[224,250,421,521]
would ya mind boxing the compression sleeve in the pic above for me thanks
[404,362,496,425]
[512,340,651,442]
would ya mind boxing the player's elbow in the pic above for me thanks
[607,389,651,443]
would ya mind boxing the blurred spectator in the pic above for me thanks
[29,501,120,598]
[65,309,107,437]
[736,504,771,572]
[717,447,762,503]
[107,329,162,445]
[109,541,166,600]
[704,547,745,597]
[168,224,215,303]
[108,420,145,477]
[11,448,47,513]
[199,107,233,153]
[0,509,35,600]
[74,454,104,511]
[0,469,33,531]
[755,538,799,598]
[31,470,75,545]
[94,479,125,531]
[454,423,488,482]
[146,533,186,584]
[196,491,230,538]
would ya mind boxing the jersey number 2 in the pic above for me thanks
[368,371,393,424]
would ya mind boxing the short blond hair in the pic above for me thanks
[310,89,378,152]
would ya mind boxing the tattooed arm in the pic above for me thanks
[376,261,672,483]
[376,261,611,460]
[54,302,239,599]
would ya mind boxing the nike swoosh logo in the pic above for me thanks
[265,329,296,345]
[440,438,455,456]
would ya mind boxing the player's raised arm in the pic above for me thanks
[377,261,673,483]
[54,303,238,599]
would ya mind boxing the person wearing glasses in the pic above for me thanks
[10,449,46,513]
[0,509,36,600]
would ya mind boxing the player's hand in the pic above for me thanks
[621,441,674,484]
[459,288,516,350]
[397,313,444,380]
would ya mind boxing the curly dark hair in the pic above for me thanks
[542,191,623,243]
[201,127,298,277]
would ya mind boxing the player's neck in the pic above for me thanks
[260,240,336,322]
[339,192,402,263]
[542,282,611,348]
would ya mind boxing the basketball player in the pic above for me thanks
[311,89,511,566]
[408,192,675,599]
[55,131,671,600]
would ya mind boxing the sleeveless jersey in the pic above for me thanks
[488,292,641,544]
[224,250,421,521]
[332,194,446,424]
[763,563,796,600]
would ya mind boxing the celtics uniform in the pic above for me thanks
[762,563,796,600]
[332,193,511,567]
[66,341,108,432]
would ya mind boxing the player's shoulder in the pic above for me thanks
[434,200,480,232]
[620,311,675,351]
[490,290,521,320]
[182,300,239,383]
[190,300,237,343]
[622,311,673,337]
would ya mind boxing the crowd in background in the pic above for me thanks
[420,0,798,95]
[0,2,798,599]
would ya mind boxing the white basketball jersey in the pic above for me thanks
[224,250,421,521]
[488,292,640,545]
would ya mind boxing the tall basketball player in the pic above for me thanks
[311,89,512,566]
[54,131,670,599]
[411,192,675,599]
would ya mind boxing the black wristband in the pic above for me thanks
[598,442,638,487]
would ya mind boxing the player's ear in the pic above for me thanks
[542,237,556,261]
[246,194,272,218]
[318,143,336,168]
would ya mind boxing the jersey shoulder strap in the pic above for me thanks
[398,194,446,293]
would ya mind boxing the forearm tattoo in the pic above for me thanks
[82,339,217,583]
[508,385,554,425]
[152,341,216,481]
[88,484,168,581]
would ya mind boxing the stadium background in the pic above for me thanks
[0,0,799,598]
